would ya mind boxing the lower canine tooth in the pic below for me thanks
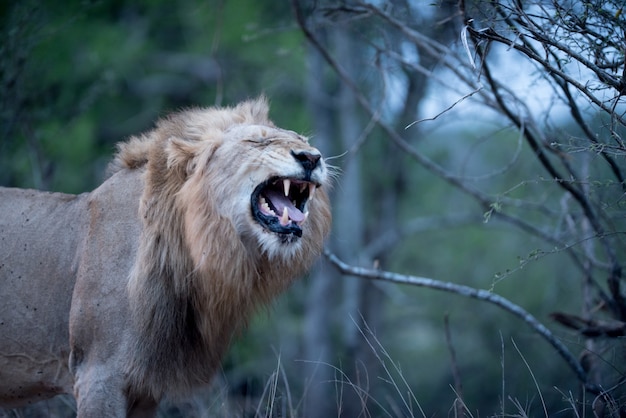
[281,207,289,226]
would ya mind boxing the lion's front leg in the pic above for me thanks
[72,362,129,417]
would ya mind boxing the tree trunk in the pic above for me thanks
[303,35,340,418]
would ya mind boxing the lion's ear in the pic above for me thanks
[167,138,203,177]
[167,137,222,177]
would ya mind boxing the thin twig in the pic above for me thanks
[511,338,548,418]
[462,3,626,319]
[444,314,466,418]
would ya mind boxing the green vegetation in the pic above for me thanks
[2,1,625,416]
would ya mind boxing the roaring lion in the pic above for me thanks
[0,97,331,417]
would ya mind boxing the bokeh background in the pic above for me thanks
[2,1,625,416]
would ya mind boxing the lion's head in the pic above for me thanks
[195,118,329,257]
[113,97,331,265]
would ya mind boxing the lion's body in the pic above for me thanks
[0,170,144,413]
[0,188,88,404]
[0,98,331,417]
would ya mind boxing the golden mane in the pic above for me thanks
[120,97,331,398]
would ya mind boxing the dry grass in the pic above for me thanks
[2,329,618,417]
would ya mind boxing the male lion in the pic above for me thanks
[0,98,331,417]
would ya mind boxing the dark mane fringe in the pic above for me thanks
[120,98,276,398]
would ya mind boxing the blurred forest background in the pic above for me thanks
[2,0,626,416]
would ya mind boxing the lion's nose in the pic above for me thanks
[290,150,321,172]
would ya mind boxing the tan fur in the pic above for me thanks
[0,98,331,417]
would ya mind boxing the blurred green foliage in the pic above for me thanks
[1,1,618,416]
[1,0,307,193]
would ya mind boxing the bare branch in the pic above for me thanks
[293,0,597,282]
[323,249,602,395]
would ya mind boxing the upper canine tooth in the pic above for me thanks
[308,184,316,199]
[283,179,291,197]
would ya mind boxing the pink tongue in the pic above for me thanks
[264,190,305,222]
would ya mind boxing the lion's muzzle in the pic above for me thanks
[290,150,321,181]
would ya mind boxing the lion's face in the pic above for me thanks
[198,124,330,258]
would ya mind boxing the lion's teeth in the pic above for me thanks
[300,183,307,193]
[301,211,309,225]
[260,197,272,213]
[280,207,289,226]
[260,198,275,215]
[283,179,291,197]
[308,184,316,199]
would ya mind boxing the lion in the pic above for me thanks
[0,97,331,417]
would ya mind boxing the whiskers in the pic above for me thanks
[321,151,345,184]
[323,150,348,163]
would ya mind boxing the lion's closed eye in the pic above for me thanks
[242,137,272,146]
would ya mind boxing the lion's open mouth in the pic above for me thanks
[251,177,317,238]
